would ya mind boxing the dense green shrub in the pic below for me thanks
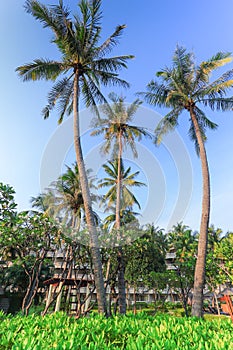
[0,311,232,349]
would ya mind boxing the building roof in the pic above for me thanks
[43,277,94,287]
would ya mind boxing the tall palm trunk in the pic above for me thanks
[73,72,107,315]
[190,107,210,317]
[116,133,122,228]
[116,133,126,314]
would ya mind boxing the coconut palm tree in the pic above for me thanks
[102,208,140,231]
[16,0,133,315]
[31,192,52,213]
[168,223,197,258]
[92,94,151,231]
[100,159,144,231]
[92,94,151,313]
[99,159,145,211]
[139,46,233,317]
[48,164,100,230]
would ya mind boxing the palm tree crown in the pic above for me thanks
[140,46,233,152]
[91,93,152,157]
[17,0,133,121]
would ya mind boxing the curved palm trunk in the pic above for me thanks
[116,134,126,314]
[73,73,107,315]
[190,107,210,317]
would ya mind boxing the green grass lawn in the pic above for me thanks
[0,311,232,349]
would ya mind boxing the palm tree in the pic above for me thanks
[100,159,144,231]
[54,164,85,230]
[99,159,145,211]
[139,46,233,317]
[103,208,140,231]
[92,94,151,313]
[168,223,197,258]
[92,94,151,229]
[31,192,52,213]
[48,164,100,230]
[16,0,133,315]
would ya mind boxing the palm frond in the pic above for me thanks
[155,108,181,144]
[173,45,194,73]
[16,59,63,82]
[126,99,142,117]
[199,52,232,75]
[194,106,218,131]
[188,122,206,156]
[93,55,133,73]
[81,74,102,117]
[57,79,74,123]
[196,70,233,101]
[201,96,233,111]
[42,77,73,120]
[188,106,215,155]
[96,24,126,58]
[76,0,102,53]
[92,69,130,89]
[79,0,102,32]
[193,52,233,92]
[25,0,69,36]
[138,80,169,107]
[122,187,141,209]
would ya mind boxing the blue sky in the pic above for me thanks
[1,0,233,233]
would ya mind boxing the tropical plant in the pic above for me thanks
[0,209,61,315]
[92,93,151,313]
[139,46,233,317]
[103,208,140,231]
[0,312,232,349]
[205,227,233,313]
[216,231,233,281]
[0,182,18,268]
[0,182,17,226]
[99,159,145,212]
[16,0,133,315]
[31,192,51,213]
[92,93,151,229]
[167,223,198,316]
[125,226,166,314]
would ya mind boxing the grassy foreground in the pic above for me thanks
[0,311,232,349]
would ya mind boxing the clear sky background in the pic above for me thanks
[1,0,233,233]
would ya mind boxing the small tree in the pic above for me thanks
[125,226,167,313]
[0,209,61,315]
[0,182,17,226]
[167,223,198,316]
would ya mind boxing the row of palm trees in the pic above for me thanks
[32,160,143,232]
[16,0,233,317]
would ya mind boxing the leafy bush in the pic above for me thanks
[0,311,232,349]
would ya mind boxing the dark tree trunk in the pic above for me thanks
[177,268,189,317]
[22,254,45,316]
